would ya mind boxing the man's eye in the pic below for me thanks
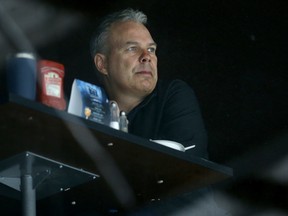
[148,47,156,53]
[127,47,137,51]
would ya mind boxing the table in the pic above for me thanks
[0,93,233,215]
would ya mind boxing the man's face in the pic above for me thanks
[101,21,158,99]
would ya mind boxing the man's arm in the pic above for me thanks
[159,79,208,158]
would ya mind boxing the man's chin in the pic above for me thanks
[140,80,156,93]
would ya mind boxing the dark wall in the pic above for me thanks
[0,0,287,214]
[38,0,288,165]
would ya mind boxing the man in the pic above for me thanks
[90,8,208,158]
[89,8,230,216]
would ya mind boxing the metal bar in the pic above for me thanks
[21,174,36,216]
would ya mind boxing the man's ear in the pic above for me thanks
[94,53,108,75]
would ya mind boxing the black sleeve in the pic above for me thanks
[159,79,208,158]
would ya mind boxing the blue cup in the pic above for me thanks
[6,53,37,100]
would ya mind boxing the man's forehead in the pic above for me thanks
[110,22,155,41]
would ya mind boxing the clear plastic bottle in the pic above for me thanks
[109,101,119,130]
[119,111,128,132]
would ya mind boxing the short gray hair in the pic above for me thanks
[90,8,148,58]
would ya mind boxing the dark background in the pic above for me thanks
[1,0,288,214]
[38,0,288,164]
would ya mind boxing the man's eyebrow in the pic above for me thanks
[149,42,157,47]
[125,41,157,46]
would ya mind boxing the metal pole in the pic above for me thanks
[21,174,36,216]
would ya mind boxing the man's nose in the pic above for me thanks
[139,50,151,63]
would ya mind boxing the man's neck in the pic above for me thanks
[114,95,144,114]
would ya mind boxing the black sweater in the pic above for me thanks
[127,79,208,158]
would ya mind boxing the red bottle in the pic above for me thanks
[37,60,66,110]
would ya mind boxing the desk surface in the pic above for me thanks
[0,94,233,214]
